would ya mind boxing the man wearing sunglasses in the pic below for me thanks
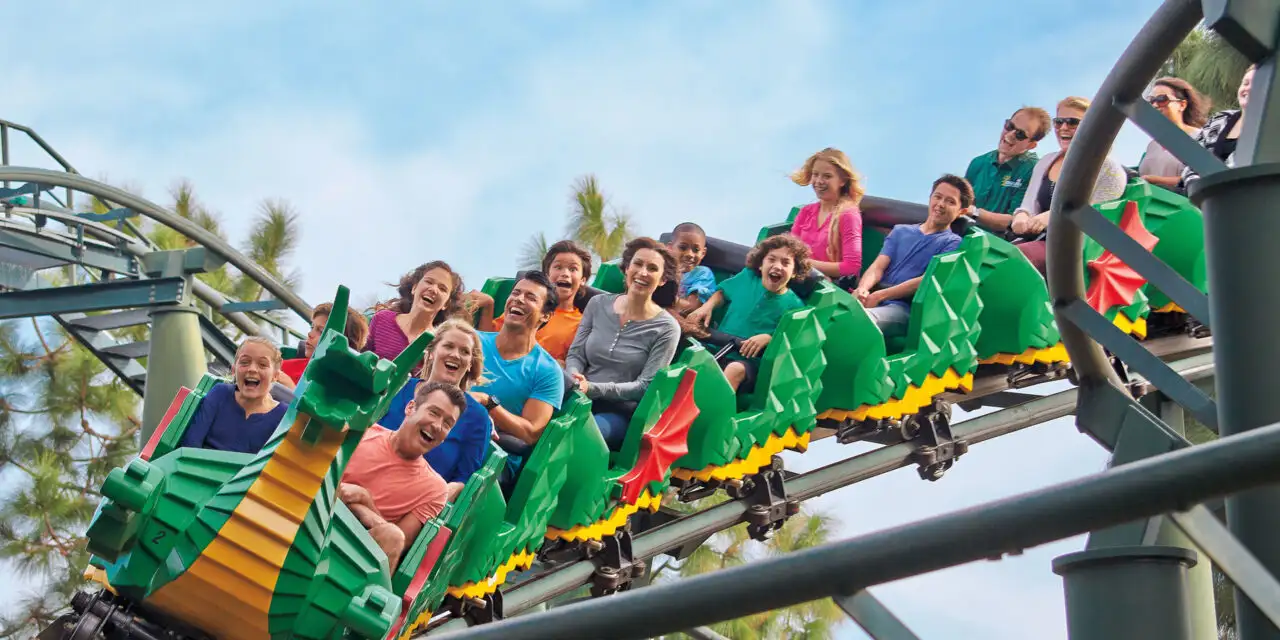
[963,107,1050,237]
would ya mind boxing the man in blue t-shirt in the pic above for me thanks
[853,174,971,336]
[469,271,565,451]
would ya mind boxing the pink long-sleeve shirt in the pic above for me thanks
[790,202,863,277]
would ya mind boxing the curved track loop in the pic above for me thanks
[0,165,311,320]
[1047,0,1202,386]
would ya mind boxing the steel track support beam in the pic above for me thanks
[835,590,921,640]
[1068,384,1217,639]
[0,277,186,319]
[1054,545,1199,640]
[138,249,223,443]
[1191,159,1280,640]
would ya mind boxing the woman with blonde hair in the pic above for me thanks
[1010,96,1128,273]
[179,336,289,454]
[378,318,493,488]
[789,148,865,283]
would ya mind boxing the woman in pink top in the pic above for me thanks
[364,260,464,375]
[789,147,865,283]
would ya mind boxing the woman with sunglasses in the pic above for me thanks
[1139,78,1209,191]
[1183,65,1254,189]
[1009,96,1127,273]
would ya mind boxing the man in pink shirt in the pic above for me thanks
[339,380,464,569]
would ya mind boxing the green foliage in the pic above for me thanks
[0,319,140,638]
[0,177,304,636]
[1163,26,1251,112]
[518,232,550,272]
[653,491,844,639]
[567,174,636,263]
[516,174,636,276]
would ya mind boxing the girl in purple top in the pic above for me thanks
[365,260,464,376]
[789,147,865,282]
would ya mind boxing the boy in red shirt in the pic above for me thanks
[339,380,464,569]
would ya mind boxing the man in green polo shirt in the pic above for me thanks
[964,107,1051,236]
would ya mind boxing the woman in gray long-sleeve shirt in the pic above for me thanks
[567,237,681,450]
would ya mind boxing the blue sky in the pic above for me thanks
[2,1,1169,637]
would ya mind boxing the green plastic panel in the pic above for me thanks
[971,232,1060,359]
[809,282,894,413]
[890,231,988,394]
[592,262,626,293]
[671,343,741,471]
[545,395,612,531]
[503,414,572,555]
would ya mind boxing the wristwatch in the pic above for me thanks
[482,394,500,412]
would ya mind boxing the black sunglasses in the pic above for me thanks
[1053,117,1082,127]
[1004,119,1038,142]
[1147,94,1184,108]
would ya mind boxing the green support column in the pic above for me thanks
[1192,161,1280,640]
[1148,395,1219,640]
[1054,546,1198,640]
[138,248,225,443]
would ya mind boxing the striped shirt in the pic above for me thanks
[363,309,422,375]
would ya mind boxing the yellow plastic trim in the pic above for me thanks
[672,427,811,484]
[145,414,345,640]
[444,548,538,600]
[979,343,1071,366]
[544,489,662,543]
[83,566,118,594]
[1154,302,1185,314]
[1112,311,1148,339]
[817,368,974,423]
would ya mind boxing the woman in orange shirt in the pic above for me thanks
[491,240,593,364]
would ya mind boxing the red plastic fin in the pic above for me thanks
[141,387,192,461]
[1086,200,1160,314]
[618,370,700,505]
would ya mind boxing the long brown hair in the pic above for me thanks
[377,260,465,325]
[1152,77,1210,127]
[790,148,864,262]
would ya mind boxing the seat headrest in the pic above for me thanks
[951,215,976,236]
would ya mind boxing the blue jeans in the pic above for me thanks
[593,412,630,451]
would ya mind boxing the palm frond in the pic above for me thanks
[517,232,550,272]
[567,174,609,255]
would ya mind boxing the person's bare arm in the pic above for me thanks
[485,397,556,446]
[971,207,1015,233]
[854,255,892,298]
[446,482,465,502]
[867,275,925,307]
[339,483,388,529]
[394,512,426,548]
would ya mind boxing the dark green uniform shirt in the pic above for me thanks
[964,150,1038,214]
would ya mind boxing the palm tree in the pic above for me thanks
[567,174,635,263]
[517,232,550,272]
[0,180,304,637]
[651,492,844,639]
[1164,26,1251,111]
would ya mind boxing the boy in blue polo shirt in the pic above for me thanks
[689,234,810,393]
[854,174,971,337]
